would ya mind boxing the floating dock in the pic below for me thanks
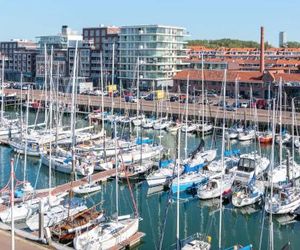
[0,168,116,212]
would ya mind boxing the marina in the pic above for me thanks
[1,2,300,249]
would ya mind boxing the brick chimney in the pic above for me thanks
[260,26,265,73]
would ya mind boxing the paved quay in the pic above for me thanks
[4,89,299,126]
[0,229,49,250]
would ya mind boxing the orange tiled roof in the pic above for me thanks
[173,70,264,83]
[173,69,300,83]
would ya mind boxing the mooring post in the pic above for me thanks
[38,199,44,240]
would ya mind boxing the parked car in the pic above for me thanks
[240,101,249,108]
[170,95,179,102]
[125,95,137,103]
[232,101,241,108]
[207,92,218,98]
[144,93,154,101]
[188,97,196,104]
[256,99,267,109]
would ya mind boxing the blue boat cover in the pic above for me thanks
[224,244,252,250]
[63,156,72,164]
[136,138,153,145]
[159,159,173,168]
[183,162,205,173]
[224,149,240,157]
[14,189,24,198]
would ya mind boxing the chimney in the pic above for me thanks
[260,26,265,73]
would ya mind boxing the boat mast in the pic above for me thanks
[48,46,54,194]
[100,52,104,133]
[1,55,4,122]
[201,53,205,138]
[292,98,295,180]
[279,78,282,165]
[218,69,227,250]
[114,121,119,223]
[10,159,15,250]
[136,56,140,118]
[176,129,181,250]
[71,41,78,181]
[20,73,23,139]
[269,98,276,250]
[184,74,189,159]
[44,45,48,131]
[111,43,115,116]
[267,83,271,130]
[23,84,30,192]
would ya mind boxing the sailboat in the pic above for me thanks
[73,175,102,195]
[198,70,235,200]
[264,97,300,215]
[232,177,264,207]
[197,174,234,200]
[51,206,104,244]
[171,144,218,193]
[73,120,140,250]
[238,127,256,141]
[175,98,211,249]
[142,117,155,129]
[265,186,300,215]
[26,197,88,231]
[269,100,300,185]
[146,159,184,187]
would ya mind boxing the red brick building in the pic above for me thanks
[173,69,300,99]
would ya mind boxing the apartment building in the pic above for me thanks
[118,25,188,88]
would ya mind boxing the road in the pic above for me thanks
[4,89,297,126]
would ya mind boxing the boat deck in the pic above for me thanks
[109,232,145,250]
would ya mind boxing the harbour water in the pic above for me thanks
[1,110,299,249]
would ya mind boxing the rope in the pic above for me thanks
[117,140,139,217]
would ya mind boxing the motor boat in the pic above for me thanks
[234,153,270,184]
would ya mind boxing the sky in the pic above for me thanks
[0,0,299,46]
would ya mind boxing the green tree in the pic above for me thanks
[187,39,273,49]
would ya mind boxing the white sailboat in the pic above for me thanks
[238,128,256,141]
[270,100,300,185]
[142,117,155,129]
[197,174,234,200]
[73,176,101,195]
[73,119,140,250]
[146,160,183,187]
[232,181,264,207]
[265,187,300,215]
[26,198,88,231]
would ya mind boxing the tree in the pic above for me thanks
[187,39,273,49]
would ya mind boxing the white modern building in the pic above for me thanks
[118,25,188,88]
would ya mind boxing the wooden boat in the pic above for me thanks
[51,207,104,244]
[258,132,272,144]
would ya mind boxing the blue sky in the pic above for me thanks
[0,0,299,46]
